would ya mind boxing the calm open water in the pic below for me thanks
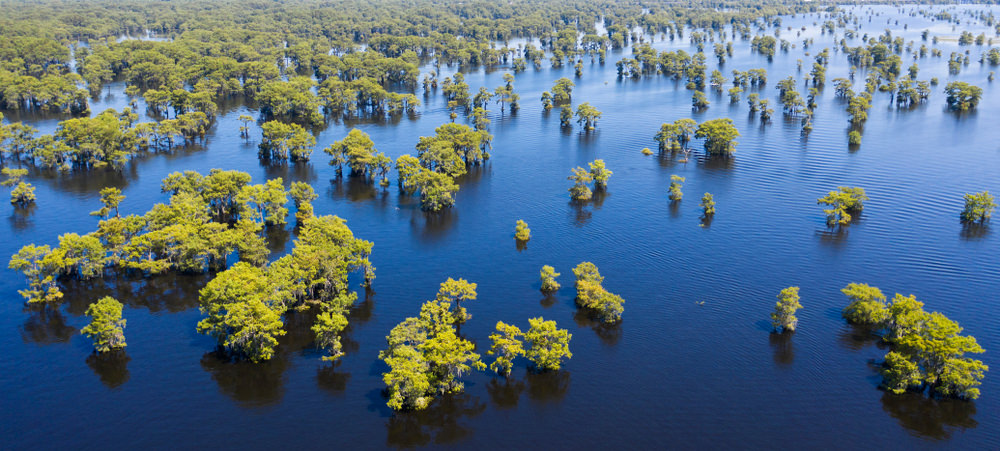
[2,5,1000,449]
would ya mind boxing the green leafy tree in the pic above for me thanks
[669,175,685,201]
[692,91,710,109]
[771,287,802,333]
[436,277,477,323]
[90,187,125,219]
[196,262,286,362]
[575,102,602,130]
[2,168,35,205]
[551,78,574,104]
[515,219,531,241]
[8,244,64,303]
[259,120,316,162]
[540,265,561,292]
[944,81,983,111]
[326,128,378,177]
[238,114,254,139]
[411,169,459,211]
[654,119,697,152]
[289,181,317,224]
[700,192,715,215]
[882,351,923,394]
[588,159,612,190]
[841,283,888,325]
[695,118,740,155]
[817,186,868,226]
[559,105,573,127]
[572,262,625,323]
[524,317,572,371]
[488,321,525,376]
[568,166,593,201]
[81,296,126,353]
[312,310,348,362]
[960,191,996,223]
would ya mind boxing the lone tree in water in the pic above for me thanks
[238,114,254,139]
[572,262,625,323]
[488,321,525,377]
[960,191,996,224]
[551,78,574,104]
[817,186,868,226]
[944,81,983,111]
[2,168,35,205]
[81,296,126,353]
[695,118,740,156]
[700,192,715,215]
[524,317,572,371]
[575,102,602,130]
[771,287,802,333]
[669,175,685,201]
[540,265,561,292]
[515,219,531,241]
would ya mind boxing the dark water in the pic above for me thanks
[3,5,1000,449]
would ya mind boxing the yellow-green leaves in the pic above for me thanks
[770,287,802,333]
[817,186,867,226]
[669,175,685,202]
[540,265,561,293]
[81,296,126,353]
[960,191,996,224]
[524,317,572,371]
[515,220,531,241]
[572,262,624,323]
[488,322,525,376]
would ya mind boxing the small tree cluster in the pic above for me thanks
[487,317,572,376]
[840,283,988,400]
[567,160,612,201]
[817,186,868,226]
[572,262,625,323]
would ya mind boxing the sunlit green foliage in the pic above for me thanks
[839,283,988,400]
[436,277,478,323]
[588,159,612,190]
[524,317,572,371]
[540,265,561,293]
[669,175,685,201]
[770,287,802,333]
[81,296,126,353]
[700,193,715,215]
[380,296,484,411]
[960,191,996,224]
[567,166,593,201]
[817,186,867,226]
[90,187,125,219]
[259,120,316,162]
[654,119,697,152]
[1,167,35,205]
[8,244,64,303]
[575,102,602,130]
[488,321,525,376]
[572,262,624,323]
[515,220,531,241]
[695,118,739,155]
[944,81,983,111]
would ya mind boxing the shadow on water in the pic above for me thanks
[35,164,136,195]
[384,392,487,448]
[86,349,131,389]
[265,225,292,257]
[409,208,458,242]
[200,351,289,407]
[768,331,795,366]
[486,377,525,409]
[329,175,379,203]
[62,272,209,315]
[200,308,325,406]
[959,223,991,241]
[568,200,592,227]
[9,203,36,231]
[697,153,736,171]
[815,226,850,247]
[525,369,571,403]
[880,392,978,440]
[316,362,351,396]
[515,239,528,252]
[20,305,76,345]
[261,160,318,185]
[539,293,557,308]
[572,309,622,346]
[835,323,887,352]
